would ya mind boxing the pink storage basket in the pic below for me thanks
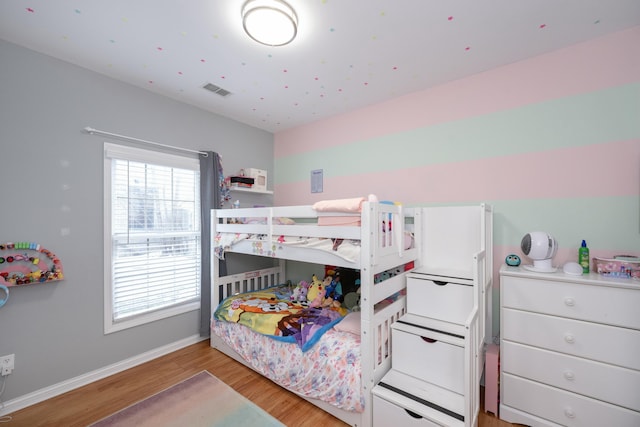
[593,256,640,280]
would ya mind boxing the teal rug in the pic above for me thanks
[89,371,285,427]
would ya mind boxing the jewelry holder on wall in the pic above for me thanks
[0,242,64,288]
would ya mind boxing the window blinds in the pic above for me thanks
[106,144,201,323]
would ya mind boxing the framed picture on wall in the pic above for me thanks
[311,169,323,193]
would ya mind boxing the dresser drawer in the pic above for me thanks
[392,324,464,394]
[501,275,640,329]
[373,395,440,427]
[502,308,640,371]
[407,275,472,325]
[502,341,640,411]
[502,374,640,427]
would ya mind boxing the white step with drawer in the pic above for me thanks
[392,319,465,394]
[373,394,441,427]
[373,369,465,427]
[407,273,473,325]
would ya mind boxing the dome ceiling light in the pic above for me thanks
[241,0,298,47]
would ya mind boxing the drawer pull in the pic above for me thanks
[421,337,437,343]
[564,333,575,344]
[564,297,575,307]
[564,407,576,419]
[564,371,575,381]
[405,409,423,419]
[433,280,448,286]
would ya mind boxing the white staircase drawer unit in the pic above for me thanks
[502,341,640,411]
[373,395,441,427]
[392,323,464,394]
[502,374,640,427]
[502,308,640,371]
[407,275,472,325]
[501,276,640,329]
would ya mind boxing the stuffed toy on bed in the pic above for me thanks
[322,295,348,316]
[343,279,361,312]
[307,275,326,307]
[290,280,310,302]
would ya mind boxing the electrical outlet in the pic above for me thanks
[1,354,14,376]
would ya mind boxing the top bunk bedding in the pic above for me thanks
[212,198,418,269]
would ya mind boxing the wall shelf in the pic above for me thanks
[230,187,273,195]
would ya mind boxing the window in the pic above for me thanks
[104,143,201,333]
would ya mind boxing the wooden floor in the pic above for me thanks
[6,340,513,427]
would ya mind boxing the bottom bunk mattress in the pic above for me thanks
[211,317,364,413]
[211,319,364,412]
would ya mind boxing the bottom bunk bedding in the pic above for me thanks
[210,265,410,417]
[212,280,365,412]
[213,282,348,351]
[211,319,364,413]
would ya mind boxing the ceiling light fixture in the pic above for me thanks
[242,0,298,47]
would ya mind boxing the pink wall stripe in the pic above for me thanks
[275,27,640,159]
[274,139,639,206]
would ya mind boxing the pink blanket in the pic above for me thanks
[317,216,361,226]
[312,197,365,213]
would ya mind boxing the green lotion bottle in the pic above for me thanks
[579,240,589,274]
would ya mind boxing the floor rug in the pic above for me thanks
[89,371,285,427]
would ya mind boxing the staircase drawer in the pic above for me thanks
[392,323,464,394]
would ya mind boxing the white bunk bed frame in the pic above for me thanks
[210,202,421,427]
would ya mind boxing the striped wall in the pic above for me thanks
[274,27,640,336]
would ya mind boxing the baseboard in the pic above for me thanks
[0,334,206,416]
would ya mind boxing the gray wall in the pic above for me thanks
[0,39,273,402]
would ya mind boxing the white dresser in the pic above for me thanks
[373,205,493,427]
[500,265,640,426]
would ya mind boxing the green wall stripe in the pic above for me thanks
[275,83,639,184]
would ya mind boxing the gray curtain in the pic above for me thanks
[199,151,226,337]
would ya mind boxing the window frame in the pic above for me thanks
[103,143,201,334]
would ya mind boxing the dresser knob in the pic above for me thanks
[564,334,575,344]
[564,371,575,381]
[564,297,575,306]
[564,407,576,419]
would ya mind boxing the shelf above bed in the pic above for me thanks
[229,187,273,195]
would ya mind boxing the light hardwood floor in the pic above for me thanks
[6,340,513,426]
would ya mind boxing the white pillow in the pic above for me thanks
[333,312,361,335]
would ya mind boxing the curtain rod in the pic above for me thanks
[83,127,208,157]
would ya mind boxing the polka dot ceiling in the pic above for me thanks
[1,0,638,132]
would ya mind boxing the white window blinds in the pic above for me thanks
[104,143,201,332]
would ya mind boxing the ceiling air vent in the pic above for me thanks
[203,83,231,97]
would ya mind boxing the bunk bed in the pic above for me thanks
[210,201,421,427]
